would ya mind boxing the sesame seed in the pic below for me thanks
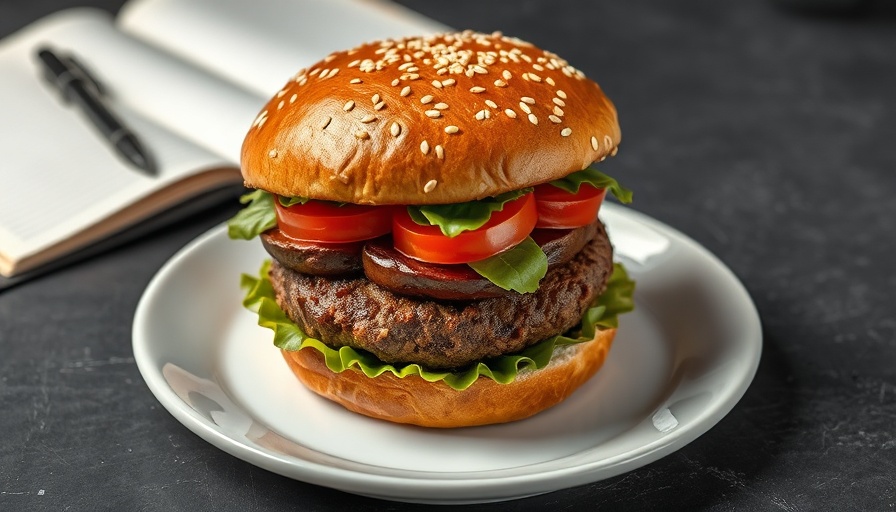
[470,86,486,93]
[320,116,332,129]
[437,68,448,75]
[604,135,612,148]
[252,110,267,127]
[398,62,413,70]
[434,102,449,110]
[355,130,369,139]
[494,80,507,87]
[400,86,411,97]
[485,99,498,109]
[522,72,530,81]
[445,125,459,134]
[268,149,278,158]
[360,114,376,123]
[425,110,441,118]
[442,78,456,86]
[591,136,599,151]
[435,145,444,159]
[432,80,443,89]
[349,78,362,85]
[472,65,487,74]
[343,100,355,112]
[348,59,361,68]
[374,101,386,111]
[421,95,434,104]
[519,102,532,114]
[533,64,544,71]
[391,79,400,86]
[504,109,517,118]
[390,122,401,137]
[553,97,566,107]
[611,146,619,156]
[553,106,564,116]
[502,69,512,80]
[561,127,572,137]
[290,94,297,103]
[277,100,284,109]
[420,140,430,155]
[549,115,562,124]
[521,96,535,104]
[424,179,438,193]
[529,73,542,82]
[546,77,556,86]
[557,90,567,99]
[277,89,286,98]
[371,94,380,104]
[475,110,485,120]
[528,113,538,125]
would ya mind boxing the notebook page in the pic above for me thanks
[118,0,449,98]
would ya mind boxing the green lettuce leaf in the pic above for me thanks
[278,196,310,207]
[467,237,548,294]
[241,260,635,391]
[406,189,531,238]
[227,190,276,240]
[549,168,633,204]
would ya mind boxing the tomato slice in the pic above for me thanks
[392,193,538,264]
[533,183,607,229]
[274,200,394,243]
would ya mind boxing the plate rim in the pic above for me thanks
[132,203,762,503]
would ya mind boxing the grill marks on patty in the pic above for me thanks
[269,223,614,370]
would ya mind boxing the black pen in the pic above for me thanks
[36,47,156,176]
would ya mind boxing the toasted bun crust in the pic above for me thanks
[242,31,620,205]
[281,328,615,428]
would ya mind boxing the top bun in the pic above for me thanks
[241,31,621,205]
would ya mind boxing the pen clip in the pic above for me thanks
[62,54,106,97]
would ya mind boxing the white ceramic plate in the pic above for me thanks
[132,204,761,504]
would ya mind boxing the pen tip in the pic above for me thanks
[117,134,157,176]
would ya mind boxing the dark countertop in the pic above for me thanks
[2,0,895,510]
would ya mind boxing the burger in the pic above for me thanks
[228,31,635,428]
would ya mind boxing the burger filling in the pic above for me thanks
[229,166,635,389]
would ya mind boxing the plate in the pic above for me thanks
[132,204,762,504]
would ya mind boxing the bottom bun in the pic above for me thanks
[280,328,616,428]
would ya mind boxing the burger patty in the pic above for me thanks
[270,223,614,370]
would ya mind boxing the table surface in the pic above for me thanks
[2,0,895,510]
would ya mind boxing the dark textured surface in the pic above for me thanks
[2,0,895,510]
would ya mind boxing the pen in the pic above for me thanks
[36,47,156,176]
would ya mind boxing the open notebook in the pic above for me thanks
[0,0,447,286]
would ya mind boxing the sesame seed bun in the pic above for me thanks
[241,31,621,205]
[280,327,616,428]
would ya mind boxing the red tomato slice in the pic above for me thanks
[392,193,538,264]
[275,200,394,243]
[534,183,607,229]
